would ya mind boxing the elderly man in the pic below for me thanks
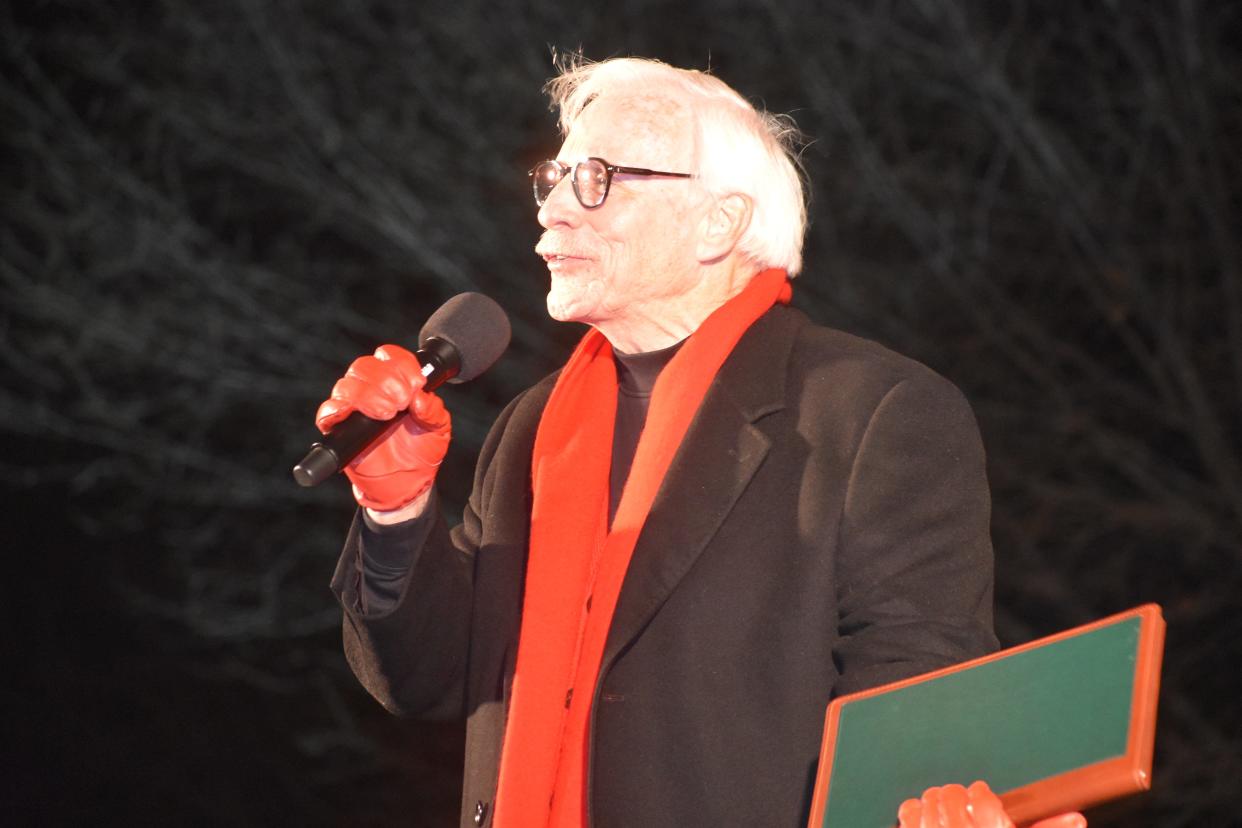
[318,57,1082,828]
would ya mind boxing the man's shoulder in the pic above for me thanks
[498,369,561,429]
[797,317,937,376]
[765,305,974,413]
[758,305,956,381]
[473,368,562,477]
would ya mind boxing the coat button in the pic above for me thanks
[473,800,489,826]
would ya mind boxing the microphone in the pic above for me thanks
[292,292,511,488]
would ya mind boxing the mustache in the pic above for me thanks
[535,234,594,259]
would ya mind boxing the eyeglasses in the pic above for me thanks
[528,157,694,209]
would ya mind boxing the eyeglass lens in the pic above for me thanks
[533,159,609,208]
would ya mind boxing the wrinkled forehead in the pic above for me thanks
[558,94,696,170]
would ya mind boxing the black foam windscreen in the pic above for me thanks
[418,292,511,383]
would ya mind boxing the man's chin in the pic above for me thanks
[546,283,598,324]
[546,294,580,323]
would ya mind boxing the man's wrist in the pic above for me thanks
[364,487,433,526]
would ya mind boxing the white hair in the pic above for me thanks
[545,55,808,276]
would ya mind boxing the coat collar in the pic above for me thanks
[600,304,806,672]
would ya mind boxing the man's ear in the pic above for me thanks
[696,193,753,264]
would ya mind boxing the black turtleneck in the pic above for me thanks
[609,338,684,526]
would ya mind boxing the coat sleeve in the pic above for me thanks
[328,390,528,720]
[832,372,1000,696]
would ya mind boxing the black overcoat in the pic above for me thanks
[331,304,999,827]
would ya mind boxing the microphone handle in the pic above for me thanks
[292,338,458,487]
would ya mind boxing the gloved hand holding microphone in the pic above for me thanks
[315,343,451,514]
[294,292,510,518]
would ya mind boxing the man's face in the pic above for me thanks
[535,96,706,345]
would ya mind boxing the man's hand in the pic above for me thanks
[315,344,451,512]
[898,781,1086,828]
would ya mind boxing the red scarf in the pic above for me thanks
[493,269,791,827]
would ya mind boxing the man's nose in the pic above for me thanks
[537,174,581,230]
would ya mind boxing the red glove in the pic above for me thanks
[315,344,451,512]
[898,781,1086,828]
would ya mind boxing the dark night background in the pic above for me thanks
[4,1,1240,825]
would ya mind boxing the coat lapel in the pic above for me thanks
[600,306,803,670]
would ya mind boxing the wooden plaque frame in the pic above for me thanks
[807,604,1165,827]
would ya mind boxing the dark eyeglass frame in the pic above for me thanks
[528,157,694,209]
